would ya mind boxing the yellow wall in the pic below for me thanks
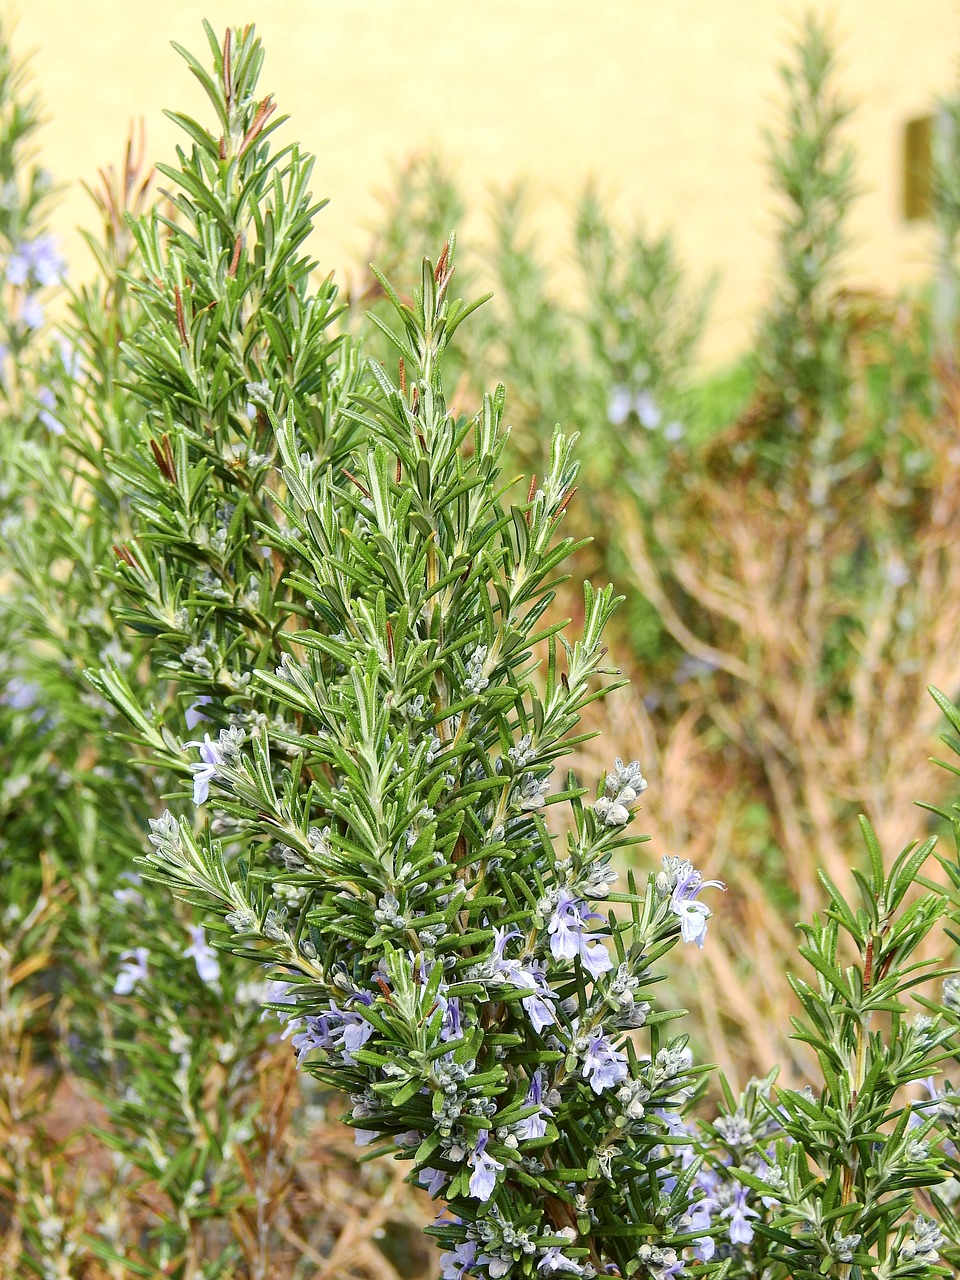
[12,0,960,361]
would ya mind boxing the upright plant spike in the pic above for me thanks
[89,27,735,1280]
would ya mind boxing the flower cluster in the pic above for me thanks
[4,233,64,331]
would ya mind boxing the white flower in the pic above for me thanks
[114,947,150,995]
[183,924,221,985]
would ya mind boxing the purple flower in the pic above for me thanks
[581,1030,628,1095]
[185,733,222,805]
[488,926,557,1031]
[721,1186,759,1246]
[291,994,375,1067]
[418,1166,447,1197]
[183,924,220,985]
[548,889,613,979]
[517,1069,553,1141]
[440,1241,478,1280]
[467,1130,503,1202]
[36,386,64,435]
[114,947,150,995]
[7,235,65,288]
[669,866,724,948]
[354,1128,380,1146]
[439,994,463,1042]
[538,1247,583,1273]
[695,1238,715,1262]
[185,696,211,731]
[21,294,44,330]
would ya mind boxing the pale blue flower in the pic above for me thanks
[548,889,613,979]
[21,294,44,330]
[669,865,724,948]
[114,947,150,995]
[521,976,556,1033]
[516,1069,552,1141]
[3,677,39,710]
[687,1191,717,1234]
[185,695,211,730]
[183,924,220,985]
[538,1246,583,1273]
[722,1186,759,1245]
[485,926,556,1031]
[36,387,64,435]
[31,236,65,286]
[6,248,28,286]
[185,733,221,804]
[635,389,662,430]
[581,1030,628,1094]
[440,1241,478,1279]
[607,385,632,426]
[467,1130,503,1201]
[7,235,65,288]
[439,994,463,1042]
[291,993,375,1067]
[113,872,143,907]
[418,1166,447,1197]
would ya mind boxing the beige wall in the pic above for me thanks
[13,0,960,362]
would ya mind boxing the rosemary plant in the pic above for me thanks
[90,23,726,1279]
[4,15,960,1280]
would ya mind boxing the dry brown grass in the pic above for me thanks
[1,1052,435,1280]
[563,336,960,1092]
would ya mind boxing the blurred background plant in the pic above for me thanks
[3,6,960,1278]
[0,21,430,1279]
[347,16,960,1086]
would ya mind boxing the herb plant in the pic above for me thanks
[4,15,960,1280]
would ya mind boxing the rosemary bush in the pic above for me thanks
[84,25,716,1274]
[4,15,960,1280]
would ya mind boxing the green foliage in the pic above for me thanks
[3,11,960,1280]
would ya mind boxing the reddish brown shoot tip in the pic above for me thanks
[551,486,577,523]
[341,467,372,500]
[434,241,450,281]
[239,96,277,159]
[173,285,188,345]
[227,235,242,278]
